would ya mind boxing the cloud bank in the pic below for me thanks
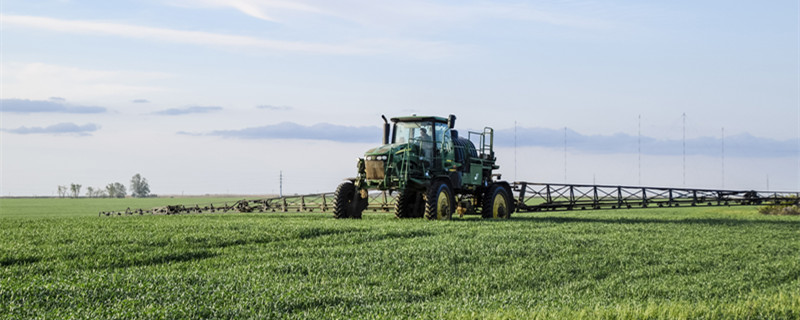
[493,127,799,158]
[183,122,797,158]
[3,123,100,136]
[1,99,106,113]
[153,106,222,115]
[257,105,293,111]
[192,122,380,143]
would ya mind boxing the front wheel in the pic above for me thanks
[425,181,455,220]
[482,183,513,219]
[333,181,366,219]
[395,189,424,218]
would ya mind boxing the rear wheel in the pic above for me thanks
[395,189,424,218]
[333,181,366,219]
[425,181,455,220]
[482,183,513,219]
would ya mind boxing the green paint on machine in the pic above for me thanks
[333,114,514,220]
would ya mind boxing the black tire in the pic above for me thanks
[424,180,455,220]
[333,181,366,219]
[482,183,513,219]
[395,189,423,218]
[353,191,368,219]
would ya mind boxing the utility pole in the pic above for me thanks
[279,171,283,197]
[721,128,725,189]
[514,121,517,182]
[564,127,567,183]
[682,113,686,186]
[638,115,641,186]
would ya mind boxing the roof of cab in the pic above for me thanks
[390,115,448,123]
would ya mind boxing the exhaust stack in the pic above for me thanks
[381,115,390,145]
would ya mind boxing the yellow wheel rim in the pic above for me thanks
[492,192,507,218]
[436,190,450,220]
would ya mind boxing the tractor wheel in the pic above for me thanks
[424,181,455,220]
[395,189,423,218]
[333,181,366,219]
[482,183,513,219]
[353,190,368,219]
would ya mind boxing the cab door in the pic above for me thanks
[433,122,454,172]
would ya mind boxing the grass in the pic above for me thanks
[1,198,799,319]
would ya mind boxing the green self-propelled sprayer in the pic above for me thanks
[332,114,514,220]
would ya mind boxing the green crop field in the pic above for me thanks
[1,198,799,319]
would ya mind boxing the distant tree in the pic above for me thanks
[57,185,67,198]
[70,184,82,198]
[91,189,102,198]
[106,182,127,198]
[130,174,150,198]
[106,184,116,197]
[115,182,127,198]
[86,187,94,198]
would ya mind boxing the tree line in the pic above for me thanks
[57,174,151,198]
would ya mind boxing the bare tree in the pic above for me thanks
[70,184,82,198]
[57,185,67,198]
[86,186,107,198]
[130,174,150,198]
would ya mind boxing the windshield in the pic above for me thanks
[394,121,432,144]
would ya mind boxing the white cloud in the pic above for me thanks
[1,14,454,58]
[171,0,324,21]
[2,14,362,54]
[169,0,611,29]
[153,106,223,116]
[2,62,171,101]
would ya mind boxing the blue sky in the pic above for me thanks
[1,0,798,196]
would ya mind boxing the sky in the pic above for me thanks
[1,0,798,196]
